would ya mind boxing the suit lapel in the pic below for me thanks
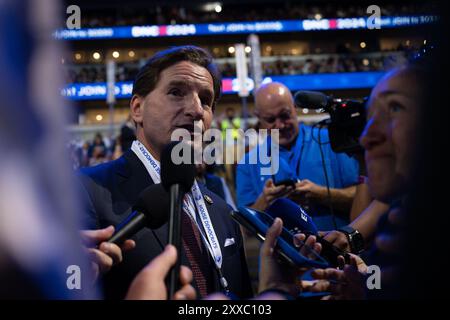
[116,151,170,251]
[116,151,153,203]
[116,153,224,289]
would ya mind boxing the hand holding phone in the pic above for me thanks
[231,207,329,269]
[265,198,350,267]
[273,178,297,188]
[258,218,323,298]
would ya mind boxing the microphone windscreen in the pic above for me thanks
[294,90,329,109]
[160,141,196,192]
[266,198,318,235]
[133,183,170,229]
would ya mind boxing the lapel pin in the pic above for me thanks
[203,194,213,205]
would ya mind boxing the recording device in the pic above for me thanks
[160,141,196,297]
[108,183,169,244]
[266,198,350,267]
[266,198,318,234]
[231,207,329,268]
[294,90,367,154]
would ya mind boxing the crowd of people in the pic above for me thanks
[68,119,136,169]
[64,51,407,84]
[65,64,140,84]
[223,52,405,77]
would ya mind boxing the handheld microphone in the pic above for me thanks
[108,183,169,245]
[160,141,196,298]
[266,198,350,267]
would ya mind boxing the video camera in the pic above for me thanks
[294,90,367,155]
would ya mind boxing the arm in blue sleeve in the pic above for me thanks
[236,162,260,208]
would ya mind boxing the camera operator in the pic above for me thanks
[236,82,360,231]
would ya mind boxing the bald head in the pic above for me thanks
[254,82,299,148]
[255,82,294,114]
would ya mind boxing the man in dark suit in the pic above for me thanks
[78,46,252,300]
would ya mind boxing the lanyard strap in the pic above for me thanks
[131,140,223,270]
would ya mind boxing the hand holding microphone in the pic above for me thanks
[84,141,195,294]
[126,244,197,300]
[266,198,350,267]
[81,183,171,281]
[80,226,136,281]
[258,217,322,298]
[107,183,170,244]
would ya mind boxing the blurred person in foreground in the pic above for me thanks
[307,48,441,299]
[0,0,98,299]
[0,0,197,300]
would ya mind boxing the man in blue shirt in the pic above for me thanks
[236,82,359,230]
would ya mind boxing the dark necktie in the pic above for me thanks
[181,209,213,298]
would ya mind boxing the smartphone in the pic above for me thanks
[231,207,329,269]
[273,178,297,188]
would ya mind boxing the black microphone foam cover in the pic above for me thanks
[132,183,170,229]
[294,90,329,109]
[160,141,196,192]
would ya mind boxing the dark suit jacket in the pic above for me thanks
[78,150,252,299]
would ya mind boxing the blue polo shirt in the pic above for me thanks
[236,123,359,230]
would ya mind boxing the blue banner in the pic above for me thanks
[55,15,437,40]
[62,71,386,101]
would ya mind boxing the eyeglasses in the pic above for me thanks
[261,111,293,124]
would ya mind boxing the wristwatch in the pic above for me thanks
[337,226,365,254]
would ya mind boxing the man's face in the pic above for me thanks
[131,61,214,157]
[256,87,299,148]
[360,69,420,202]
